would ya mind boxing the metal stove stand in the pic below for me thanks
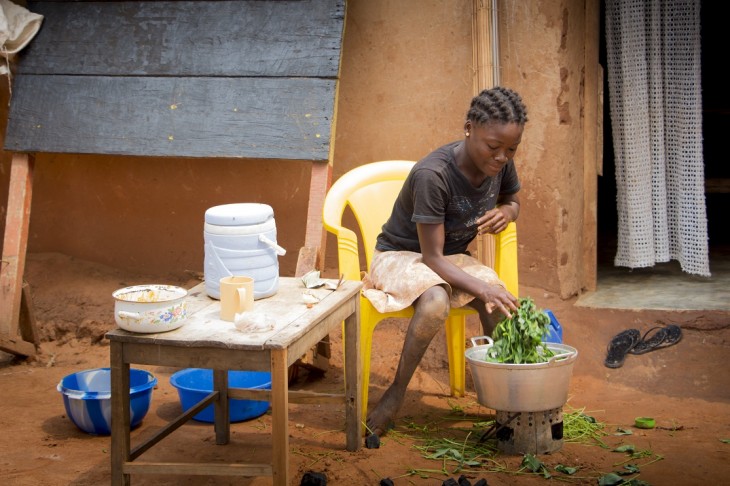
[480,407,564,455]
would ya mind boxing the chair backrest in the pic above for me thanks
[323,160,519,295]
[323,161,415,281]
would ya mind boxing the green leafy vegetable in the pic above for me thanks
[621,464,641,474]
[521,454,551,478]
[555,464,579,475]
[485,297,555,364]
[613,444,636,453]
[521,453,543,472]
[598,473,624,486]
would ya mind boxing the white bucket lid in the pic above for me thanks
[205,203,274,226]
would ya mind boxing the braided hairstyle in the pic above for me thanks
[466,87,528,126]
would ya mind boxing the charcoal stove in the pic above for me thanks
[480,407,564,454]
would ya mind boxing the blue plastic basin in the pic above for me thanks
[169,368,271,423]
[57,367,157,435]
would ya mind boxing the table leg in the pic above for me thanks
[213,369,230,445]
[343,303,362,451]
[270,349,289,486]
[110,342,131,486]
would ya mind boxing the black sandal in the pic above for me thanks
[604,329,640,368]
[663,324,683,346]
[630,324,682,355]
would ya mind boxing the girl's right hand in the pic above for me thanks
[480,283,519,317]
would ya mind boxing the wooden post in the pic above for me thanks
[0,153,37,357]
[581,0,602,292]
[472,0,498,269]
[295,161,332,277]
[19,282,39,346]
[294,161,333,376]
[270,348,289,486]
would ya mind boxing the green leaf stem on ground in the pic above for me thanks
[394,403,614,481]
[388,402,669,483]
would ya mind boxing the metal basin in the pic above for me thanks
[465,336,578,412]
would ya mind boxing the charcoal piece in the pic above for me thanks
[365,433,381,449]
[300,471,327,486]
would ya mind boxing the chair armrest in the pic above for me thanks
[323,223,362,282]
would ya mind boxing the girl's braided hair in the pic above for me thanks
[466,87,528,125]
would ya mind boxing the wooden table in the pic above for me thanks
[106,277,362,485]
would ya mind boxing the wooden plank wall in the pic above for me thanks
[4,0,345,160]
[0,0,345,357]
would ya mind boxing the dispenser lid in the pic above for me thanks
[205,203,274,226]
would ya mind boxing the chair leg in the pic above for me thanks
[445,315,466,397]
[359,304,378,434]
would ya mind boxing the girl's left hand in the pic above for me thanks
[477,207,509,235]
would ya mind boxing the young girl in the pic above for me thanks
[362,86,528,437]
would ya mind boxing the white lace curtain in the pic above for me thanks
[605,0,710,276]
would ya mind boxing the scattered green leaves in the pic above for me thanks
[555,464,579,475]
[612,444,658,467]
[620,464,641,475]
[599,472,651,486]
[390,401,665,484]
[613,444,636,454]
[598,472,625,486]
[486,297,555,364]
[521,454,551,478]
[581,413,597,423]
[406,416,498,475]
[428,447,482,468]
[563,406,610,448]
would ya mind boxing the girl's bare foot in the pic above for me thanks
[365,386,403,436]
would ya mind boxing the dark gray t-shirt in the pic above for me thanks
[375,141,520,255]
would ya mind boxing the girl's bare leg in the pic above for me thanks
[467,298,503,337]
[365,285,450,436]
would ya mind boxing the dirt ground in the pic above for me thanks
[1,252,729,486]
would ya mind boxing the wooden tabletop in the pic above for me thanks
[106,277,361,351]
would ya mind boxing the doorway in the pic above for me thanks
[578,1,730,311]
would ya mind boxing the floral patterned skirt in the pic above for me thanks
[361,250,505,314]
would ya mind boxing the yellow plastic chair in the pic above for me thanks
[322,160,518,422]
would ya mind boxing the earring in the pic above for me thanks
[465,132,470,137]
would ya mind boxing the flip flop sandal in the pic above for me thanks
[662,324,683,345]
[604,328,641,368]
[630,326,668,355]
[631,324,683,355]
